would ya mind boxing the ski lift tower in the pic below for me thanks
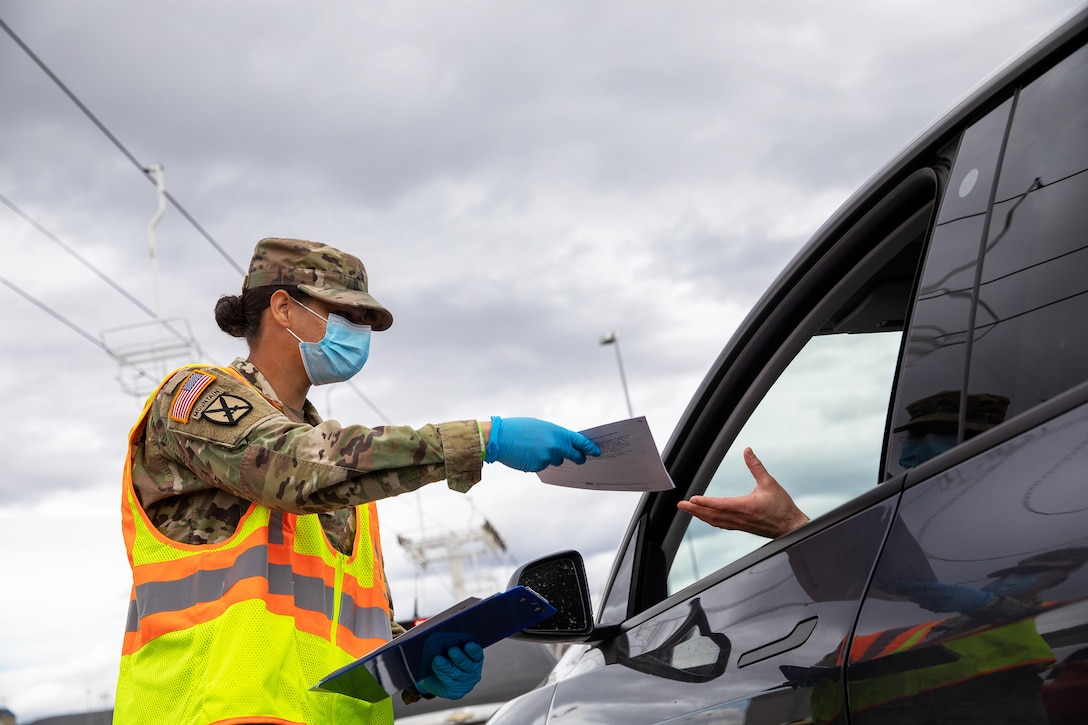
[397,520,510,603]
[99,165,204,397]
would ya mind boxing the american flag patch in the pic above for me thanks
[170,371,216,423]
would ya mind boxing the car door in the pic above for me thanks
[850,38,1088,725]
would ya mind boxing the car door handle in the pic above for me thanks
[737,616,818,668]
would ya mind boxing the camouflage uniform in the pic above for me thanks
[130,237,485,651]
[131,357,484,554]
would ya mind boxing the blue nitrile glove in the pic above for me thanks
[485,416,601,472]
[894,579,995,614]
[415,642,485,700]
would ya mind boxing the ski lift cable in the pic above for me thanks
[0,191,157,319]
[328,382,395,435]
[345,380,393,425]
[0,15,244,276]
[0,274,160,386]
[0,191,207,358]
[0,18,396,410]
[1,16,502,560]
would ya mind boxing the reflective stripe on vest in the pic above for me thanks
[115,365,394,725]
[122,512,392,658]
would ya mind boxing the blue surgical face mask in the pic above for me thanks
[287,299,371,385]
[898,432,958,469]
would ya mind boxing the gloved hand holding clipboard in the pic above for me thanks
[311,585,556,702]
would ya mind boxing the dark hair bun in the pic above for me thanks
[214,294,248,338]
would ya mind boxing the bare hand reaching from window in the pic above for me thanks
[677,447,810,539]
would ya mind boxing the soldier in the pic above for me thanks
[114,237,600,725]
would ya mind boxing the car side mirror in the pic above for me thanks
[507,550,594,641]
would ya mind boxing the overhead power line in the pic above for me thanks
[0,14,244,275]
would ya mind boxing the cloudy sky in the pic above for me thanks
[1,0,1084,720]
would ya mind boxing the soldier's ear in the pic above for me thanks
[267,289,294,330]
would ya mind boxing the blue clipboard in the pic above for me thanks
[311,585,556,702]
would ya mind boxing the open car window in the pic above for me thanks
[661,179,939,598]
[668,331,902,594]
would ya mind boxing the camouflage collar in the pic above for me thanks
[229,357,321,424]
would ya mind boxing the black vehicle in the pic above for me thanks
[491,8,1088,724]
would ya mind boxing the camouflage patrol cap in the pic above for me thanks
[243,237,393,331]
[894,390,1010,433]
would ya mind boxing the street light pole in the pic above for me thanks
[600,331,634,418]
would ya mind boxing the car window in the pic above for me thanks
[888,44,1088,469]
[968,44,1088,420]
[661,172,938,597]
[668,331,902,595]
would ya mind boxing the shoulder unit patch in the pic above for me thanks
[169,371,217,423]
[201,394,254,426]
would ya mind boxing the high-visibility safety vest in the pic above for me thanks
[115,366,394,725]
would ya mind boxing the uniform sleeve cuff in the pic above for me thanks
[437,420,485,493]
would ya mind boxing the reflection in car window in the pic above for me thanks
[886,102,1012,475]
[884,216,982,477]
[668,332,901,595]
[969,45,1088,420]
[891,47,1088,471]
[995,44,1088,202]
